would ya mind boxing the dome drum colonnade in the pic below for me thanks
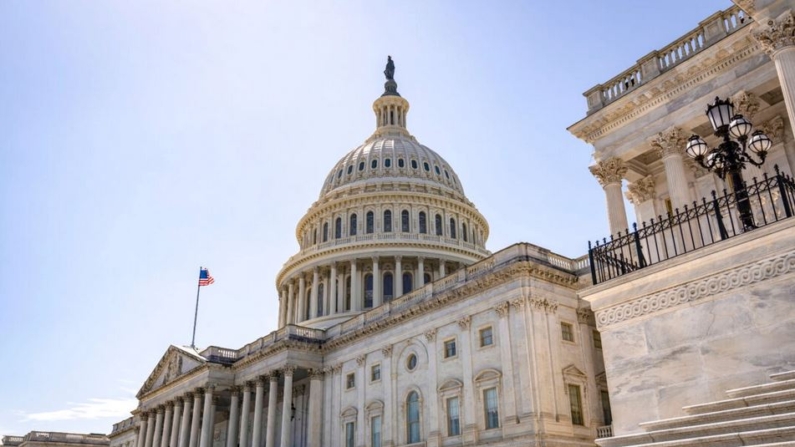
[276,58,490,329]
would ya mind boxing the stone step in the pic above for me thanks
[771,371,795,382]
[599,426,795,447]
[639,400,795,431]
[684,389,795,415]
[726,378,795,398]
[598,413,795,447]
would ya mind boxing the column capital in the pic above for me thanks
[229,385,242,393]
[458,315,471,329]
[140,411,149,419]
[267,371,280,382]
[626,175,656,204]
[753,11,795,56]
[381,345,393,358]
[759,115,786,144]
[589,157,626,186]
[650,127,687,159]
[255,376,267,386]
[308,368,324,380]
[281,364,296,377]
[424,328,437,341]
[371,256,379,264]
[511,297,525,309]
[183,392,193,400]
[732,90,761,120]
[356,355,367,366]
[417,256,425,263]
[494,301,510,318]
[211,396,221,405]
[156,406,165,414]
[332,363,343,374]
[313,266,319,273]
[243,381,253,391]
[203,383,216,393]
[194,388,205,397]
[395,255,402,262]
[577,308,593,324]
[165,401,174,410]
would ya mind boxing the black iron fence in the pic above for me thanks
[588,165,795,285]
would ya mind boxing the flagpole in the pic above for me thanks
[191,266,202,349]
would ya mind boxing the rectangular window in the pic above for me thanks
[593,330,602,349]
[601,390,612,425]
[444,339,457,358]
[371,364,381,382]
[561,322,574,342]
[479,327,493,347]
[345,421,355,447]
[346,373,355,389]
[371,415,382,447]
[569,384,584,426]
[484,388,499,429]
[447,396,460,436]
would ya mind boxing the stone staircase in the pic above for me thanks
[597,371,795,447]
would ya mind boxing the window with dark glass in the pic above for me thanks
[569,385,584,426]
[371,415,382,447]
[561,322,574,342]
[347,165,353,175]
[419,212,427,234]
[479,327,494,347]
[447,397,460,436]
[424,273,431,285]
[337,169,343,178]
[383,210,392,232]
[601,390,612,425]
[398,158,405,168]
[371,159,378,169]
[593,330,602,349]
[305,290,312,320]
[335,217,342,239]
[364,274,373,308]
[407,354,418,371]
[434,165,440,175]
[371,364,381,382]
[411,159,418,169]
[346,373,355,389]
[313,229,317,245]
[407,391,420,443]
[435,214,443,236]
[444,170,450,179]
[359,161,365,171]
[423,162,430,171]
[345,276,351,311]
[349,214,357,236]
[401,210,410,232]
[449,218,457,239]
[383,272,393,301]
[444,339,456,358]
[323,223,328,242]
[317,283,324,317]
[345,422,355,447]
[402,272,413,294]
[484,388,499,429]
[366,211,374,234]
[384,158,391,168]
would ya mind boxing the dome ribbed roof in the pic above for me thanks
[319,132,465,199]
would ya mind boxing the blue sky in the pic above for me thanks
[0,0,729,436]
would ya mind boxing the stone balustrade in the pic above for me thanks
[9,433,110,445]
[585,4,751,112]
[110,417,136,435]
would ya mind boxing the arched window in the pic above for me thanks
[434,165,440,175]
[401,210,410,232]
[335,217,342,239]
[462,223,468,242]
[383,210,392,232]
[407,391,420,443]
[398,158,405,168]
[371,159,378,169]
[424,273,432,285]
[323,223,329,242]
[317,283,324,317]
[423,162,430,172]
[411,160,418,169]
[385,158,392,168]
[419,212,427,234]
[350,214,358,236]
[347,165,353,175]
[345,276,352,311]
[366,211,375,234]
[364,274,374,308]
[359,161,365,171]
[435,214,443,236]
[402,272,413,294]
[449,218,457,239]
[383,272,394,301]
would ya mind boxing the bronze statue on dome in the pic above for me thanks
[384,56,395,80]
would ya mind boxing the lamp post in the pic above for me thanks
[685,97,772,231]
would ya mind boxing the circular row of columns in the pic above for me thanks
[590,10,795,239]
[136,367,323,447]
[278,256,461,327]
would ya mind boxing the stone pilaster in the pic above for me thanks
[626,175,657,224]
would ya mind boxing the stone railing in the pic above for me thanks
[110,417,135,434]
[205,324,326,363]
[2,437,25,446]
[596,425,614,438]
[584,5,750,112]
[16,433,109,445]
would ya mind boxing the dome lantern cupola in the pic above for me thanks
[373,56,410,134]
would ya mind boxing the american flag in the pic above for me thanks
[199,268,215,286]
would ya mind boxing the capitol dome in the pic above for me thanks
[275,58,490,329]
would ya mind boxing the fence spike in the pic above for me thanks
[711,190,717,199]
[775,164,781,175]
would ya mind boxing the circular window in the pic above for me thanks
[423,162,430,172]
[398,158,405,168]
[385,158,392,168]
[347,165,353,175]
[411,160,418,169]
[359,162,365,171]
[407,354,418,371]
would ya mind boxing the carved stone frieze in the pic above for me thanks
[595,251,795,328]
[530,297,558,314]
[753,11,795,56]
[626,175,656,204]
[589,157,627,186]
[732,90,760,119]
[651,127,688,158]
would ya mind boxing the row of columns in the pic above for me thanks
[137,367,322,447]
[278,256,458,327]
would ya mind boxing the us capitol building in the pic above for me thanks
[95,0,795,446]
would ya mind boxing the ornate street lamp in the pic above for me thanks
[685,97,772,231]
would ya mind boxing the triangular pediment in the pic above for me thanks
[137,345,206,398]
[562,364,587,380]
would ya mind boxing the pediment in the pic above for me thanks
[137,345,206,398]
[438,379,463,392]
[562,364,587,380]
[595,371,608,387]
[474,369,502,383]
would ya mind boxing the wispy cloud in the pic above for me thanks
[24,397,137,422]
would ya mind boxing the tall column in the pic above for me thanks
[395,256,403,297]
[280,366,295,447]
[424,330,440,445]
[170,400,182,447]
[381,347,393,446]
[239,384,251,447]
[225,388,240,447]
[152,407,164,447]
[310,267,320,319]
[417,257,425,289]
[652,128,692,211]
[321,275,328,316]
[251,378,265,447]
[278,289,286,327]
[297,276,306,323]
[372,257,382,307]
[178,395,192,447]
[336,268,344,313]
[306,370,324,446]
[137,413,148,447]
[755,14,795,142]
[286,282,295,325]
[199,386,214,447]
[439,260,446,277]
[160,404,173,447]
[351,260,360,311]
[145,412,156,447]
[495,303,517,426]
[188,391,202,447]
[457,317,477,444]
[590,157,629,236]
[627,176,657,225]
[208,398,218,446]
[265,374,279,447]
[329,263,337,315]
